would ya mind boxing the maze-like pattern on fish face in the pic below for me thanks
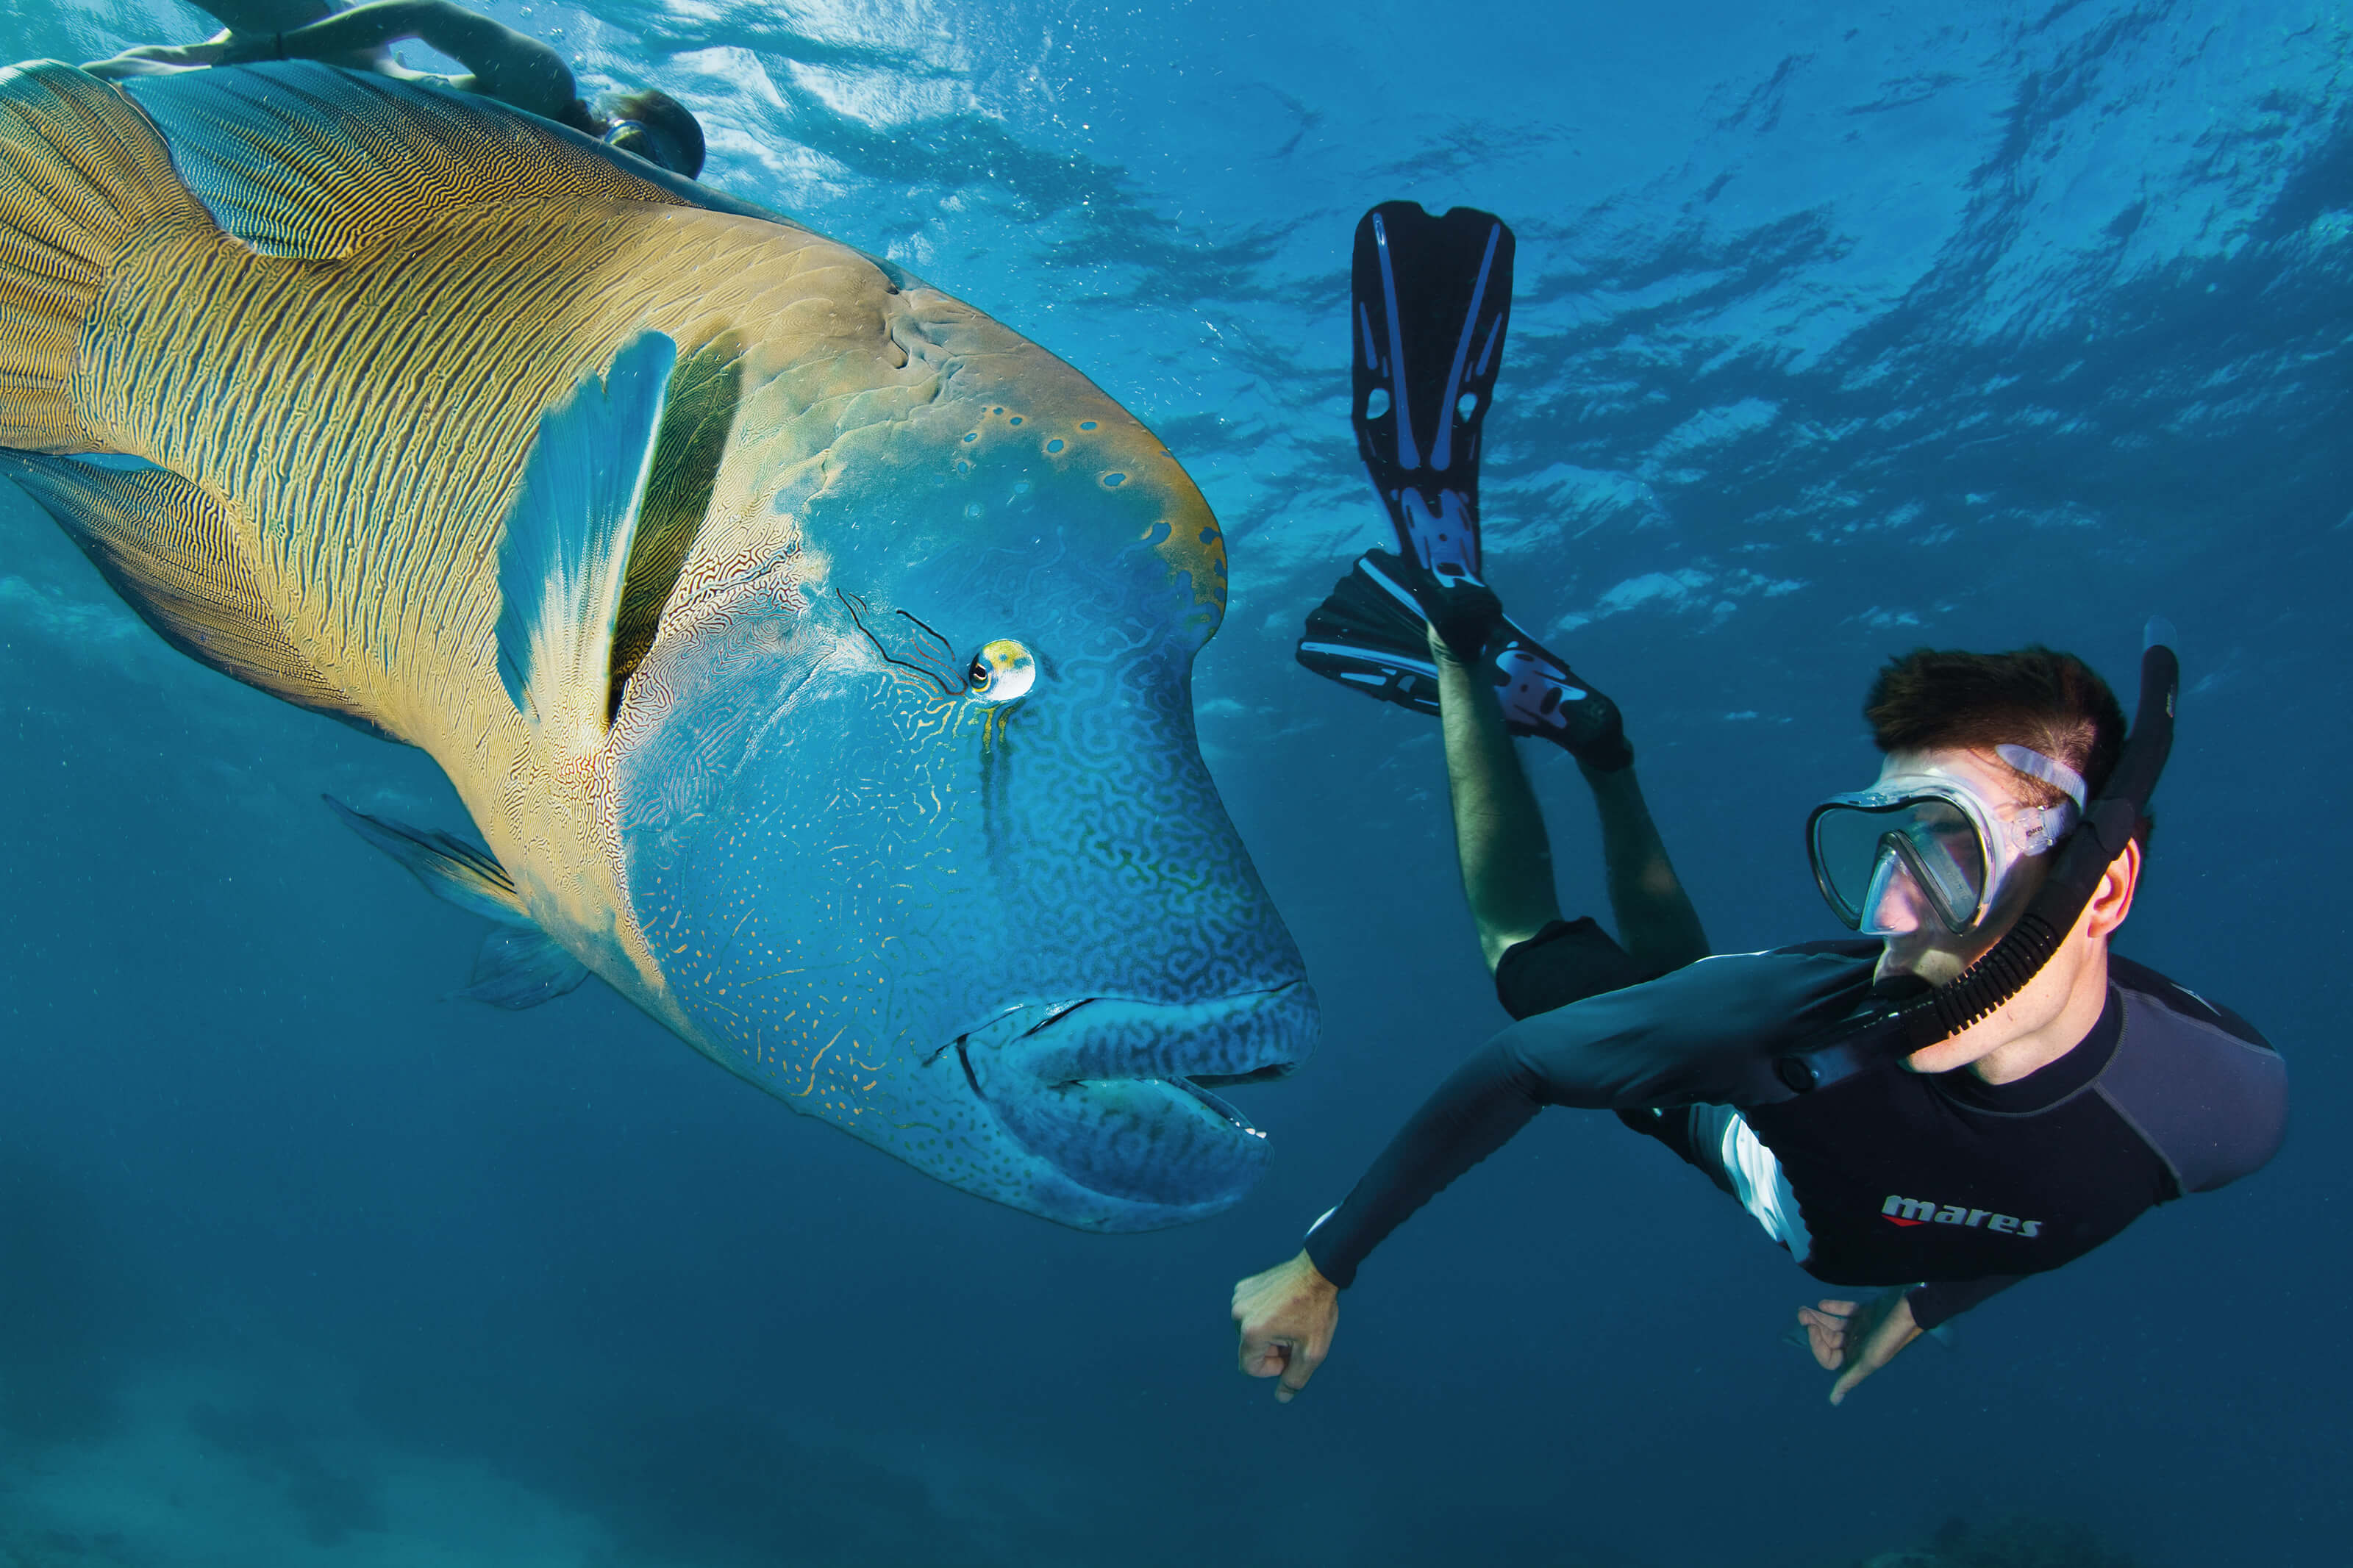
[609,390,1311,1229]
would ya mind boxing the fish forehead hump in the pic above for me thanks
[721,280,1228,632]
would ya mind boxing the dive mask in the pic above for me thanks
[1807,745,2087,937]
[601,118,667,170]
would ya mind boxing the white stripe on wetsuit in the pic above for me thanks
[1688,1103,1811,1259]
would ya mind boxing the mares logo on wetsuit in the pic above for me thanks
[1882,1195,2042,1237]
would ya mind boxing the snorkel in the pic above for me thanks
[1770,619,2180,1096]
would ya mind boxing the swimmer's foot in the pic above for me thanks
[1296,551,1635,772]
[1491,623,1632,772]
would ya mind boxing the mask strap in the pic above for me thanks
[1994,743,2088,809]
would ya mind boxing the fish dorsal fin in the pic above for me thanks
[0,452,396,738]
[496,331,677,747]
[114,62,761,261]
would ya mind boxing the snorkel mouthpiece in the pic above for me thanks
[1773,620,2179,1097]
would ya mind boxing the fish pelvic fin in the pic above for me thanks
[495,331,678,749]
[324,795,529,923]
[0,61,213,452]
[1,453,396,739]
[324,795,592,1010]
[454,926,593,1011]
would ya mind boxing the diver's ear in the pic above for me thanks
[2085,837,2140,941]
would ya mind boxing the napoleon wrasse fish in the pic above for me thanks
[0,59,1316,1230]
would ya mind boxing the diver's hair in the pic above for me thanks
[599,89,706,179]
[1864,646,2129,809]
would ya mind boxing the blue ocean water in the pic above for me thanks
[1,0,2346,1562]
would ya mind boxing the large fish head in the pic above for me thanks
[607,293,1317,1231]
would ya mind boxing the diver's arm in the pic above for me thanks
[235,1,580,120]
[1433,629,1562,972]
[82,37,235,78]
[219,1,431,70]
[1302,949,1877,1288]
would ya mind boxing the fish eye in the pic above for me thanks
[966,638,1036,704]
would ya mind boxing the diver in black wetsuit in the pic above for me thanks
[83,0,704,178]
[1235,203,2288,1407]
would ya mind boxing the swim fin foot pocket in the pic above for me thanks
[1294,551,1634,771]
[1493,631,1632,772]
[1352,200,1515,583]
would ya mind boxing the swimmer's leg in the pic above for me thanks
[1583,758,1710,975]
[1418,572,1707,975]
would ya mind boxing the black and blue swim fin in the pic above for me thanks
[1351,201,1515,585]
[1293,551,1634,770]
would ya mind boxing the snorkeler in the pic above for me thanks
[1233,202,2287,1406]
[83,0,704,178]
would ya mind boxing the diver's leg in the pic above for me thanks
[1481,606,1711,973]
[1433,631,1563,973]
[1583,759,1710,973]
[1312,553,1706,977]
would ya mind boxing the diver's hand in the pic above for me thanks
[1797,1289,1921,1405]
[1232,1250,1338,1403]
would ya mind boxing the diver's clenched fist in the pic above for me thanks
[1232,1250,1339,1403]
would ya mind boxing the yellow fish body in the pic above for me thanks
[0,60,1316,1229]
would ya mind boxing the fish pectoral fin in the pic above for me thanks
[495,331,678,747]
[607,330,747,725]
[323,795,527,923]
[1,453,396,739]
[451,926,593,1011]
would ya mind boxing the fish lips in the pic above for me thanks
[943,981,1317,1219]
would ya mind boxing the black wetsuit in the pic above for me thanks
[1303,921,2288,1328]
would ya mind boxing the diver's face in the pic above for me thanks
[1867,748,2053,987]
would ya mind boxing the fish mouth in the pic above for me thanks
[938,981,1317,1218]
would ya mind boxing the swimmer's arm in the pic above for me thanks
[1433,627,1560,973]
[82,37,234,79]
[240,0,579,120]
[1299,951,1877,1290]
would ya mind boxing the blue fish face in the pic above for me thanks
[606,379,1317,1230]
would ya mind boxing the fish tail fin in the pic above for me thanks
[0,60,211,453]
